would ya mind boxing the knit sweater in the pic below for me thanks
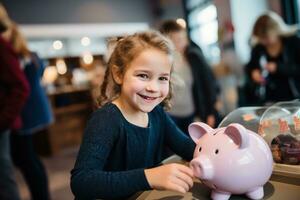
[71,103,195,199]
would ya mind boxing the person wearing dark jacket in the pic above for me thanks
[0,3,29,200]
[245,11,300,105]
[159,20,219,133]
[3,21,53,200]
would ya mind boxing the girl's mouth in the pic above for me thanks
[138,94,158,101]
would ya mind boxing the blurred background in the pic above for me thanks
[1,0,299,199]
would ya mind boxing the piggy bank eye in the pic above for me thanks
[199,147,202,152]
[215,149,219,154]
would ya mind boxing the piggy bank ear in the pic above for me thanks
[188,122,213,143]
[224,123,249,149]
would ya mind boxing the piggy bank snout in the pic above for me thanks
[190,157,214,180]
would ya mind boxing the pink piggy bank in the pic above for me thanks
[189,122,273,200]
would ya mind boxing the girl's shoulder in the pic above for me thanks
[88,103,122,126]
[283,35,300,46]
[84,103,123,140]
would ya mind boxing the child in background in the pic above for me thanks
[245,11,300,105]
[71,31,195,200]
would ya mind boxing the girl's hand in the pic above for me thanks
[144,163,194,194]
[251,69,264,84]
[206,114,215,128]
[265,62,277,73]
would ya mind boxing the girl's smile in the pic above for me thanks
[137,93,161,101]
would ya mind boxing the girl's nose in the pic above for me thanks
[146,80,159,92]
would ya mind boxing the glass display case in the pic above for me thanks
[219,100,300,176]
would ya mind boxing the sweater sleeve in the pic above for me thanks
[0,37,29,132]
[70,110,150,200]
[160,108,196,161]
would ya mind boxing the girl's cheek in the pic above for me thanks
[135,80,145,90]
[162,84,170,97]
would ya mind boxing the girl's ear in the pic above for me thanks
[111,65,123,85]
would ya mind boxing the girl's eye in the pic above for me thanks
[159,77,169,81]
[137,74,148,79]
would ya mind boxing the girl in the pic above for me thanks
[245,11,300,105]
[71,31,196,199]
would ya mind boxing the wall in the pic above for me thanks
[213,0,284,64]
[2,0,155,24]
[2,0,185,58]
[159,0,185,20]
[268,0,282,15]
[214,0,232,25]
[230,0,269,63]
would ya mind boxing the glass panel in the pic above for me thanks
[219,99,300,165]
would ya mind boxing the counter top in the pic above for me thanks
[133,156,300,200]
[135,175,299,200]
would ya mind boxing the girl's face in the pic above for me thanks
[258,31,280,47]
[117,48,172,114]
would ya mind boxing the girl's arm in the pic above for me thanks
[142,108,195,193]
[161,108,196,161]
[70,111,150,199]
[245,45,264,77]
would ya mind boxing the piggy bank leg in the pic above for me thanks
[246,187,264,200]
[211,190,231,200]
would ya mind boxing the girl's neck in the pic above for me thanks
[112,98,149,128]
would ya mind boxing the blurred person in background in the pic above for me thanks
[3,21,53,200]
[0,3,29,200]
[159,20,219,133]
[245,11,300,105]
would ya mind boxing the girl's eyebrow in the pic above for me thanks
[160,73,170,76]
[134,70,150,73]
[134,69,170,76]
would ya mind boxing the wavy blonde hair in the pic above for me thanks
[98,30,175,110]
[252,11,298,44]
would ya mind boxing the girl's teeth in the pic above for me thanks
[140,95,155,100]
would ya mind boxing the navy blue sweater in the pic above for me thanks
[71,103,196,199]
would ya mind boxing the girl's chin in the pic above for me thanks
[136,101,161,113]
[137,105,157,113]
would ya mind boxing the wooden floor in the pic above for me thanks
[15,147,79,200]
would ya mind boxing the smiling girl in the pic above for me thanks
[71,31,195,200]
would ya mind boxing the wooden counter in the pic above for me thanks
[34,85,94,156]
[135,176,299,200]
[133,156,300,200]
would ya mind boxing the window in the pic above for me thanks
[186,2,220,63]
